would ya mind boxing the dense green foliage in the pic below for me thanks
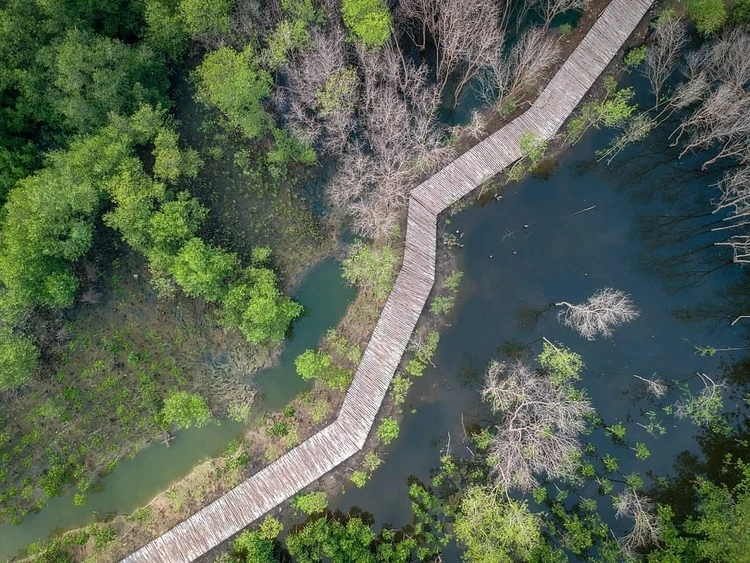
[172,239,240,302]
[195,47,273,140]
[377,417,400,445]
[178,0,231,37]
[161,391,212,429]
[341,241,399,303]
[50,29,168,133]
[0,124,133,319]
[538,340,584,384]
[0,0,179,199]
[0,0,314,531]
[685,463,750,561]
[221,266,304,345]
[291,491,329,515]
[341,0,392,49]
[286,517,376,563]
[454,487,542,563]
[685,0,728,35]
[294,349,352,391]
[732,0,750,24]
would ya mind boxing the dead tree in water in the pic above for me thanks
[614,488,662,554]
[713,165,750,263]
[536,0,591,30]
[477,27,560,112]
[556,288,639,340]
[645,10,686,108]
[398,0,502,105]
[669,30,750,168]
[481,360,594,492]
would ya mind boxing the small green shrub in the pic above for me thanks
[634,443,651,460]
[351,470,369,487]
[259,516,283,540]
[342,241,399,303]
[390,375,412,405]
[291,491,328,515]
[268,420,289,436]
[377,417,399,445]
[429,295,454,315]
[405,359,426,377]
[624,45,648,69]
[606,422,627,441]
[363,452,382,472]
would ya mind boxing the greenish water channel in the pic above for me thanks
[0,257,353,560]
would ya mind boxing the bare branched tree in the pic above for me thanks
[632,373,668,398]
[398,0,502,105]
[481,360,594,492]
[535,0,591,30]
[396,0,438,50]
[715,165,750,263]
[280,26,358,154]
[669,30,750,168]
[451,109,488,141]
[326,39,447,238]
[645,12,687,107]
[477,27,560,112]
[556,288,639,340]
[614,489,662,553]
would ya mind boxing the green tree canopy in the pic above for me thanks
[294,349,351,390]
[104,159,168,254]
[684,463,750,561]
[194,46,272,140]
[454,486,542,563]
[0,126,133,318]
[144,0,188,61]
[295,349,332,381]
[222,266,303,345]
[171,238,240,302]
[285,516,377,563]
[341,0,391,50]
[161,391,212,429]
[149,192,208,253]
[686,0,727,36]
[231,530,275,563]
[178,0,231,37]
[48,29,168,133]
[152,129,202,182]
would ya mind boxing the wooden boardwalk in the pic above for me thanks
[123,1,653,560]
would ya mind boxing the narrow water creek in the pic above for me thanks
[329,112,747,552]
[0,257,353,560]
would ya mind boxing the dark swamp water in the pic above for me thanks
[328,111,749,555]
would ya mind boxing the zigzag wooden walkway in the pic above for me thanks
[123,1,653,560]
